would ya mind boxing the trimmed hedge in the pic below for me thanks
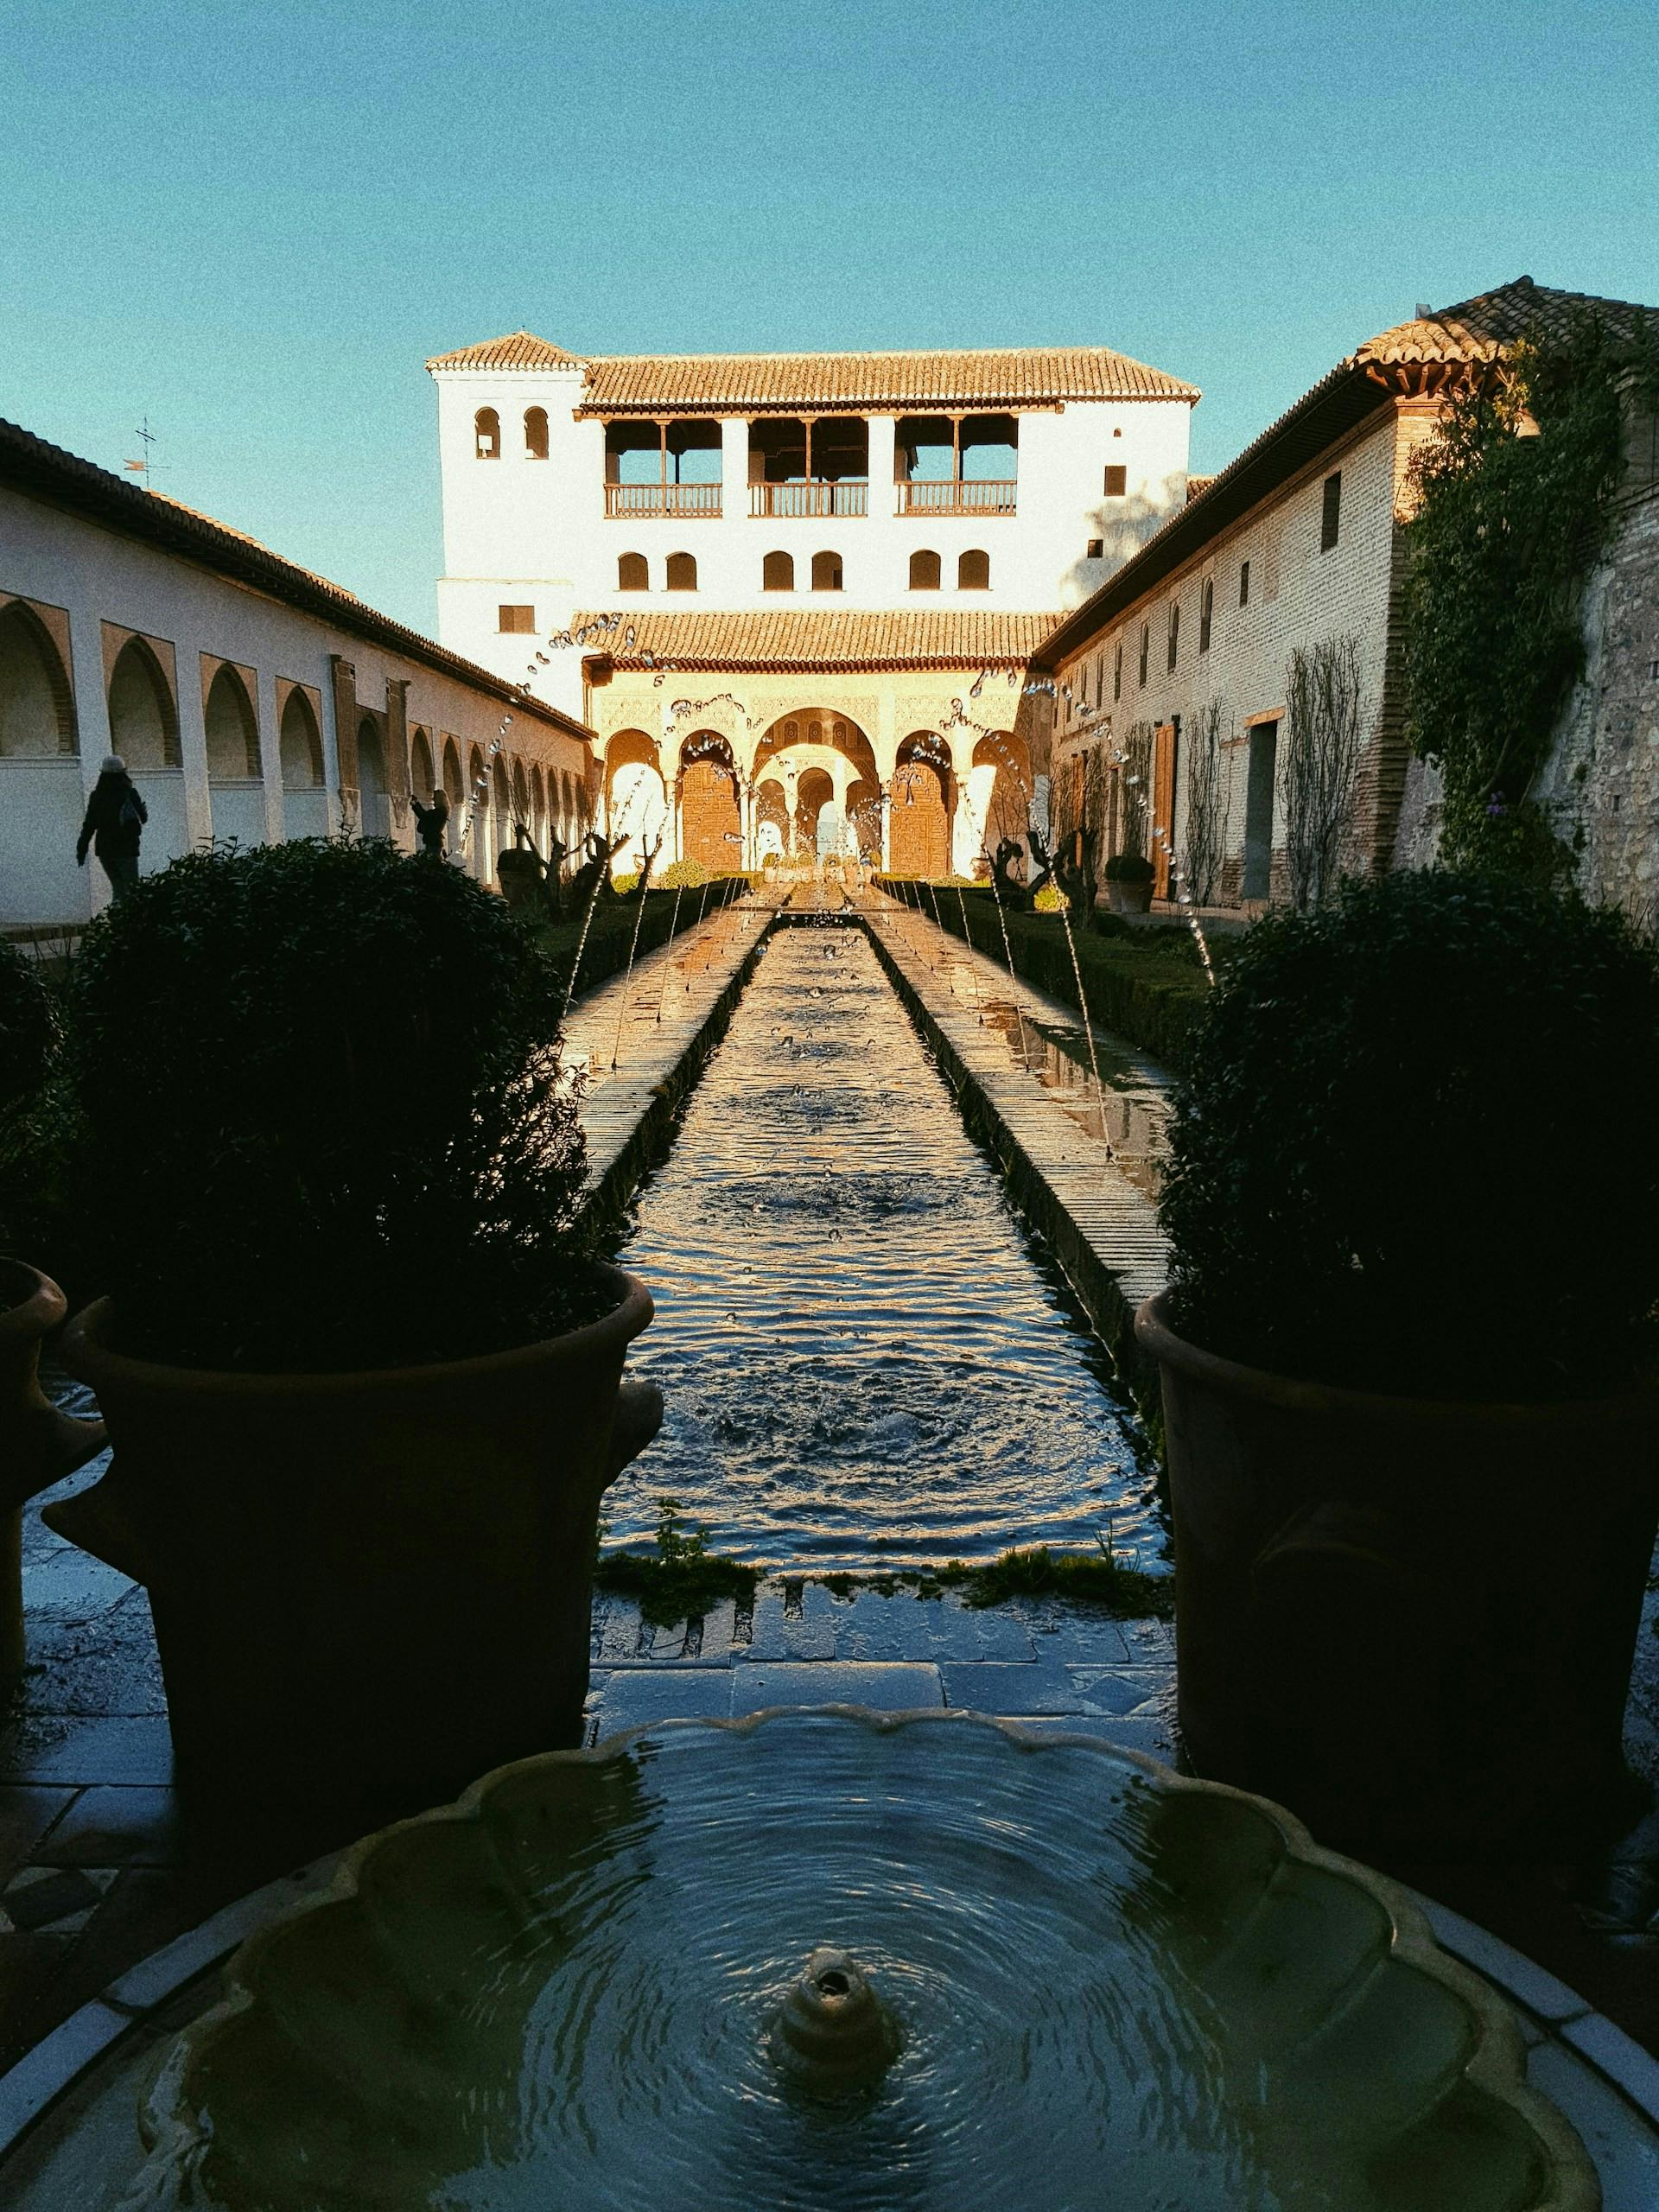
[880,880,1217,1070]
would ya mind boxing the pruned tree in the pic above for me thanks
[1281,634,1363,911]
[1182,702,1231,907]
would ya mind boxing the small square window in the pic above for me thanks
[1320,470,1342,551]
[1238,559,1250,608]
[1086,537,1104,559]
[498,604,535,633]
[1103,465,1128,498]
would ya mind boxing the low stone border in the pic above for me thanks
[859,907,1168,1428]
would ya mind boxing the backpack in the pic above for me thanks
[117,787,143,835]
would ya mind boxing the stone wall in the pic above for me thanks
[1533,480,1659,925]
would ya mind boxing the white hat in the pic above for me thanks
[100,753,125,775]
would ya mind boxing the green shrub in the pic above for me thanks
[1103,851,1154,882]
[0,940,69,1272]
[609,870,640,897]
[658,857,709,889]
[1033,883,1065,912]
[0,940,54,1123]
[66,839,594,1370]
[1159,869,1659,1400]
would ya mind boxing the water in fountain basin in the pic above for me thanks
[603,926,1161,1571]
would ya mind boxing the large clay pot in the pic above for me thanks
[1135,1291,1659,1857]
[0,1258,107,1688]
[48,1265,660,1836]
[1107,878,1154,915]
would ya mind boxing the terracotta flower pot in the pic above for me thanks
[48,1264,660,1836]
[1107,879,1154,915]
[1135,1291,1659,1857]
[0,1257,107,1688]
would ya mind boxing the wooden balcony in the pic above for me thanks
[604,482,722,518]
[895,480,1019,516]
[749,480,870,518]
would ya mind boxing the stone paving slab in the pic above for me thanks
[731,1662,944,1716]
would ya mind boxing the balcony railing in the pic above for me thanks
[750,480,870,518]
[896,479,1019,516]
[604,482,722,518]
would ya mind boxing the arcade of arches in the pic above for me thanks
[596,692,1038,880]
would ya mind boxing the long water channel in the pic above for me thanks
[602,919,1166,1574]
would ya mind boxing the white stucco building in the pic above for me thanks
[427,334,1197,876]
[0,419,596,930]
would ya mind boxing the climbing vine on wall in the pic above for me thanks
[1402,315,1656,880]
[1181,702,1231,907]
[1281,634,1363,912]
[1119,721,1154,858]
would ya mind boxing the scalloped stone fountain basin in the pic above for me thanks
[134,1711,1596,2212]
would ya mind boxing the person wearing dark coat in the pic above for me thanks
[410,787,449,858]
[75,753,148,901]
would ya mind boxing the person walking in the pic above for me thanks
[75,753,148,902]
[410,785,449,858]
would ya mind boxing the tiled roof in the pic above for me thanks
[575,346,1198,414]
[1357,275,1654,366]
[0,419,594,745]
[427,334,1198,411]
[1038,275,1656,669]
[1185,474,1217,503]
[575,608,1056,671]
[425,330,585,372]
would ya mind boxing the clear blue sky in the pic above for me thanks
[4,0,1655,633]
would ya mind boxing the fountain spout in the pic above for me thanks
[771,1948,902,2099]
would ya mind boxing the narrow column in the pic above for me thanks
[385,678,411,848]
[866,416,896,519]
[328,656,359,835]
[880,784,892,871]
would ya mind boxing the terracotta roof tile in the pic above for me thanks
[425,330,585,372]
[576,608,1055,671]
[575,346,1197,415]
[426,334,1198,410]
[1357,276,1654,367]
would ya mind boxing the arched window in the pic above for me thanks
[203,664,260,780]
[618,552,648,591]
[524,407,550,461]
[410,726,435,802]
[107,637,180,769]
[762,550,794,592]
[909,549,941,591]
[279,690,323,790]
[358,716,390,838]
[474,407,500,460]
[665,551,697,592]
[0,601,76,758]
[957,549,990,589]
[810,550,842,591]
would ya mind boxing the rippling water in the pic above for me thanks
[603,922,1163,1570]
[164,1717,1441,2212]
